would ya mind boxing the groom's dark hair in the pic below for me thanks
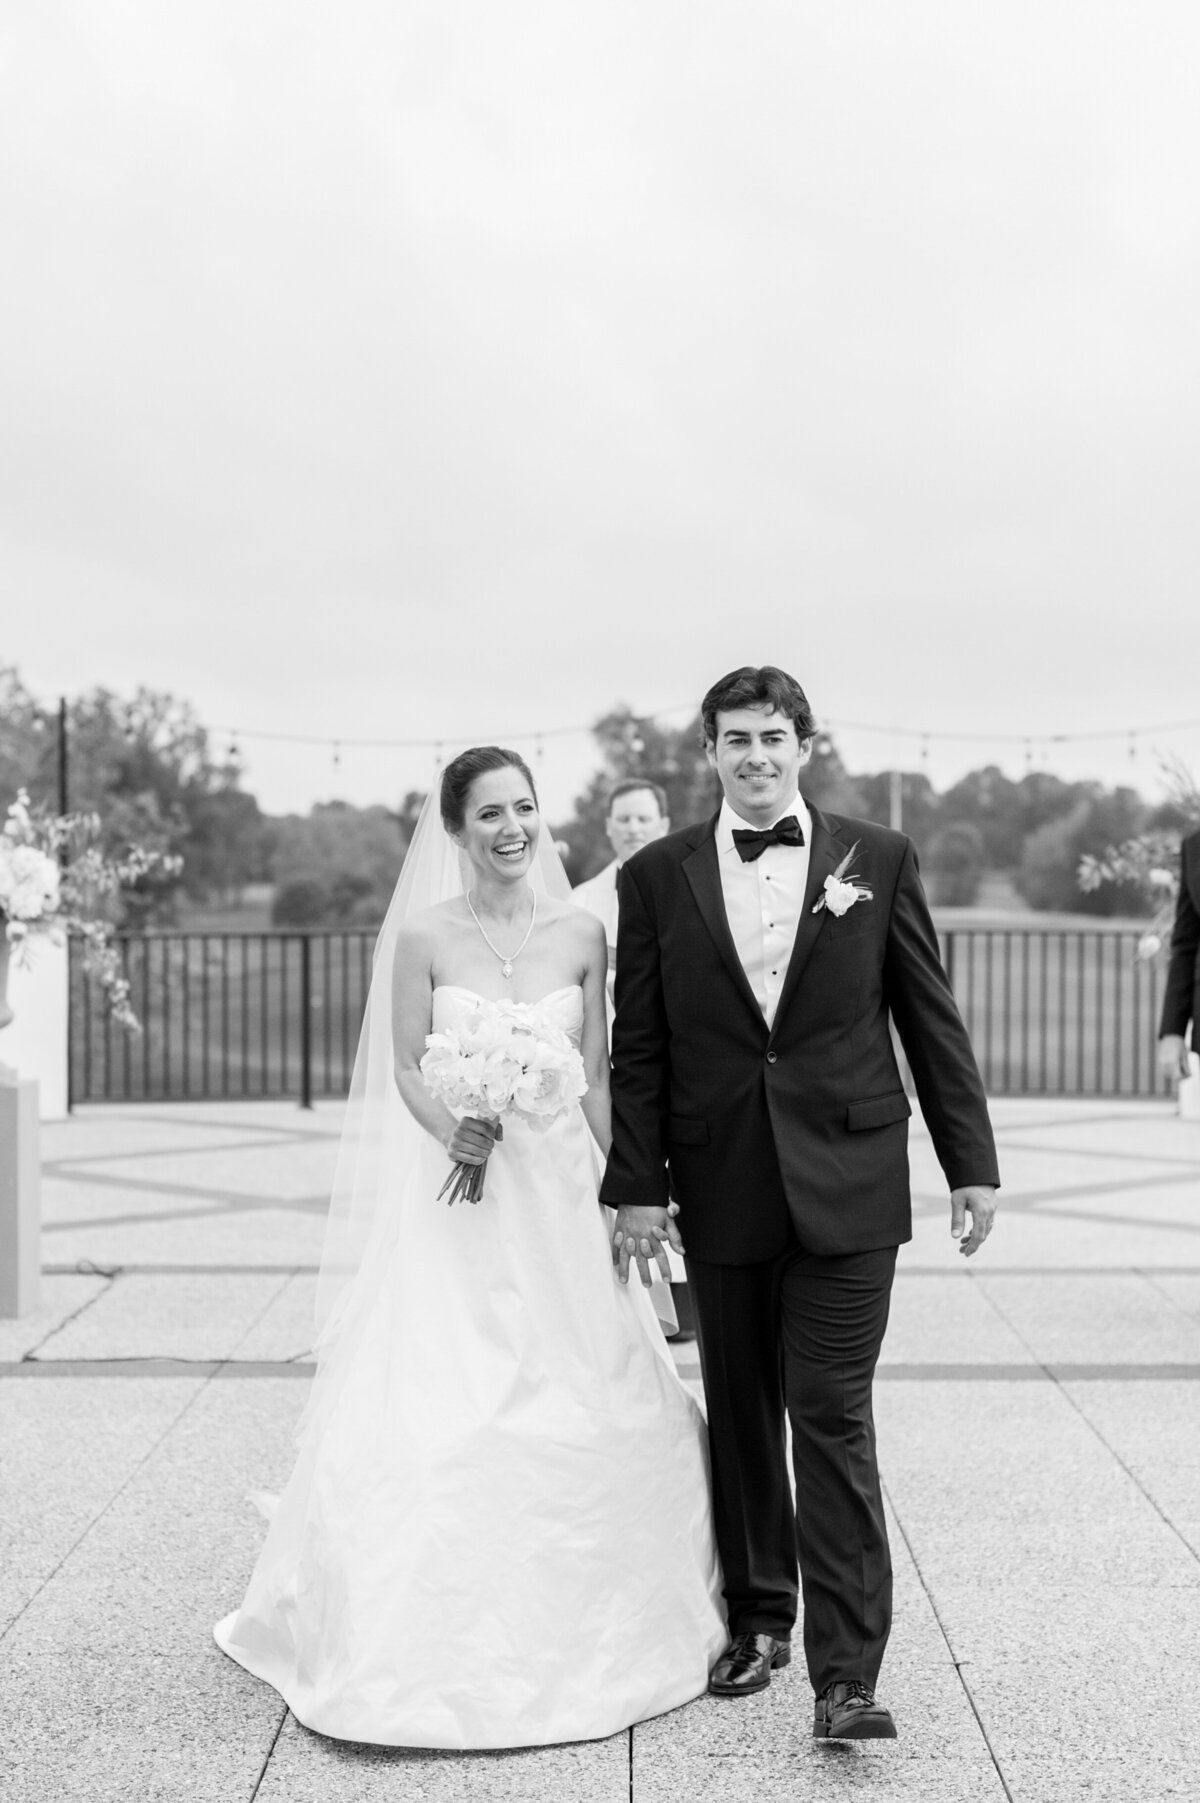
[701,666,817,746]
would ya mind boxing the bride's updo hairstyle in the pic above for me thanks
[440,747,539,834]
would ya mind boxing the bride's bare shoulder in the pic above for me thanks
[393,899,465,955]
[538,893,589,924]
[546,895,605,949]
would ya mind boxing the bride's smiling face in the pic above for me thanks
[455,767,541,882]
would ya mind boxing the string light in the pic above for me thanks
[34,685,1200,767]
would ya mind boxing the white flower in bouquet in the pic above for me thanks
[509,1032,588,1125]
[420,999,587,1202]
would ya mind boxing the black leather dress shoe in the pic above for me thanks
[813,1680,897,1739]
[708,1632,791,1696]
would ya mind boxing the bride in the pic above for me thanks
[215,746,725,1748]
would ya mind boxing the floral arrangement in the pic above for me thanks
[1077,833,1181,962]
[1,790,182,1029]
[1077,757,1200,962]
[420,997,588,1203]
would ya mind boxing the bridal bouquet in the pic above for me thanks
[420,998,588,1203]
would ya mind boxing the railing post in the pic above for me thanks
[67,938,76,1112]
[942,929,956,992]
[299,935,313,1111]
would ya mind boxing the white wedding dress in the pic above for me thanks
[215,985,725,1749]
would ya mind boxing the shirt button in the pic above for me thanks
[766,1051,778,1064]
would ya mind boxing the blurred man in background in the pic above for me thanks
[573,779,671,1000]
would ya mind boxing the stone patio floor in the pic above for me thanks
[3,1095,1200,1800]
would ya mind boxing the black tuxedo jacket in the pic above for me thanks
[1160,829,1200,1047]
[598,804,999,1264]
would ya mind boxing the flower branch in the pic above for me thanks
[1,789,183,1030]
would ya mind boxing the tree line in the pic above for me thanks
[557,706,1189,915]
[2,665,1188,926]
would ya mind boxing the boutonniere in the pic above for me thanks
[812,841,874,917]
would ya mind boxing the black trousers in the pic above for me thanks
[686,1239,897,1694]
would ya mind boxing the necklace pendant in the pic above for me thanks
[502,961,513,979]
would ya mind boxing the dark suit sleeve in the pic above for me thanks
[1159,833,1200,1040]
[597,857,672,1212]
[883,840,1000,1192]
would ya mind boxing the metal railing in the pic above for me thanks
[940,927,1170,1099]
[69,931,376,1106]
[68,926,1173,1105]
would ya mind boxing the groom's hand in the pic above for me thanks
[951,1185,997,1256]
[611,1205,683,1287]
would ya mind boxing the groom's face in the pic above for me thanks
[706,706,812,825]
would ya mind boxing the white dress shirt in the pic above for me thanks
[570,859,619,955]
[715,790,812,1032]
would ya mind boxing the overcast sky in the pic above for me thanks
[2,1,1198,820]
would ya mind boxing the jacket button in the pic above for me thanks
[766,1051,778,1064]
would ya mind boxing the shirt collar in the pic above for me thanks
[716,790,810,855]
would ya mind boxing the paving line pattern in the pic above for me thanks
[7,1097,1200,1799]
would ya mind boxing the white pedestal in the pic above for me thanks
[0,938,69,1121]
[1180,1052,1200,1121]
[0,1077,40,1317]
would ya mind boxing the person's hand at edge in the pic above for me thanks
[950,1185,996,1257]
[611,1205,684,1286]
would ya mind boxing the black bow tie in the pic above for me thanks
[732,816,805,862]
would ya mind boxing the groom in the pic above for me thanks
[600,665,999,1741]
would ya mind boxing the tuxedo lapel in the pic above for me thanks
[681,817,767,1034]
[768,808,850,1039]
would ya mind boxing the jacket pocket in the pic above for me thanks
[846,1091,912,1132]
[667,1115,710,1145]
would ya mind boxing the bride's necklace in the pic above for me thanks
[465,888,537,979]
